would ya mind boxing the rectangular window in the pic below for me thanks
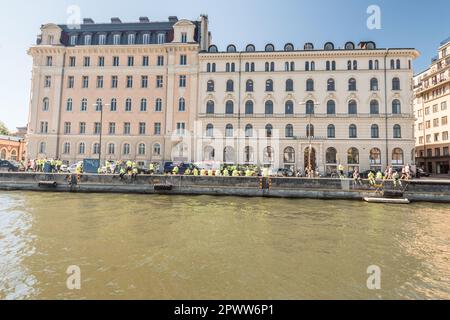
[179,75,187,88]
[70,35,77,46]
[433,118,440,127]
[425,107,430,115]
[142,56,149,66]
[113,34,121,45]
[94,122,101,135]
[113,56,120,66]
[111,76,118,88]
[64,122,71,134]
[98,56,105,67]
[68,76,74,88]
[180,55,187,65]
[444,147,449,156]
[154,123,161,135]
[109,122,116,135]
[97,76,104,88]
[435,148,441,157]
[124,123,131,135]
[40,121,48,134]
[434,133,440,142]
[156,75,164,88]
[442,101,448,111]
[443,131,449,141]
[128,56,134,67]
[141,76,148,88]
[99,34,107,45]
[157,56,164,66]
[139,122,146,135]
[69,56,76,67]
[442,116,448,126]
[126,76,133,88]
[433,104,439,113]
[82,76,89,88]
[181,32,187,43]
[426,121,431,129]
[79,122,86,134]
[84,56,90,67]
[46,56,53,66]
[176,122,186,136]
[44,76,51,88]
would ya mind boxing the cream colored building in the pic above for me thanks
[27,16,210,166]
[414,38,450,174]
[198,42,419,174]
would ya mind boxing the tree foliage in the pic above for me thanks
[0,121,10,135]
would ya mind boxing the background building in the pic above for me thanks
[198,42,419,174]
[0,134,25,162]
[414,38,450,174]
[26,15,210,166]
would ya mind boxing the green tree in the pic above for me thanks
[0,121,10,135]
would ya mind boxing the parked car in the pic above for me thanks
[415,168,430,178]
[0,160,19,172]
[271,168,294,177]
[67,162,83,173]
[163,162,198,175]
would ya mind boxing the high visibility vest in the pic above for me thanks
[193,169,199,176]
[223,170,229,176]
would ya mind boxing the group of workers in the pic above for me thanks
[26,159,64,173]
[349,164,412,189]
[171,165,269,178]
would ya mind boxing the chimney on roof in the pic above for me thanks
[83,18,95,24]
[139,16,149,23]
[168,16,178,22]
[111,17,122,24]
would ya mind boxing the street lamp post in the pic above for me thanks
[299,101,321,177]
[94,102,110,167]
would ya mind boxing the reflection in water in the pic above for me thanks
[0,191,449,300]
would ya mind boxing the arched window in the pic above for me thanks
[66,98,72,112]
[155,98,162,112]
[206,124,214,137]
[327,124,335,138]
[245,124,253,137]
[311,61,315,70]
[348,100,357,114]
[369,60,373,70]
[327,100,336,115]
[390,59,395,69]
[265,62,270,72]
[153,144,161,156]
[370,148,382,165]
[348,78,357,91]
[226,80,234,92]
[306,124,314,137]
[206,100,215,114]
[108,143,115,155]
[392,77,400,90]
[245,101,254,115]
[396,59,401,69]
[285,124,294,138]
[93,143,100,155]
[284,43,294,51]
[78,142,85,154]
[265,101,274,115]
[223,146,235,163]
[370,100,380,115]
[284,147,295,163]
[392,99,401,114]
[225,124,234,137]
[331,61,336,70]
[125,98,132,112]
[347,60,352,70]
[290,62,295,71]
[324,42,334,50]
[286,79,294,92]
[226,63,230,72]
[0,149,6,159]
[306,79,314,91]
[207,80,215,92]
[227,44,237,53]
[393,125,402,138]
[326,61,331,71]
[327,78,335,91]
[305,61,310,71]
[178,98,186,112]
[206,63,211,72]
[263,147,274,163]
[225,100,234,115]
[43,98,50,111]
[345,42,355,50]
[266,79,274,92]
[392,148,404,165]
[285,100,294,115]
[63,142,71,154]
[211,63,216,72]
[265,124,273,138]
[374,60,379,69]
[138,143,146,155]
[349,124,357,138]
[140,98,148,112]
[371,124,379,138]
[10,151,17,161]
[204,146,215,161]
[306,100,315,115]
[353,60,358,70]
[326,148,337,164]
[244,146,254,163]
[110,98,117,111]
[246,79,254,92]
[208,45,218,53]
[265,44,275,52]
[231,63,235,72]
[370,78,379,91]
[348,148,360,164]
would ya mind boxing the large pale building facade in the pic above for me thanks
[27,16,419,174]
[414,38,450,174]
[27,16,210,166]
[198,42,418,174]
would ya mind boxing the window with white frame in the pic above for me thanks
[157,33,165,44]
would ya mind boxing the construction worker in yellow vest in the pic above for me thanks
[368,171,376,186]
[193,168,199,176]
[223,168,229,176]
[149,163,155,175]
[215,169,222,176]
[172,166,180,175]
[184,168,191,176]
[245,168,252,177]
[338,164,345,178]
[376,171,383,180]
[232,169,239,177]
[208,169,214,177]
[200,169,207,176]
[263,167,270,177]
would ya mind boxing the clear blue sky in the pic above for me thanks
[0,0,449,130]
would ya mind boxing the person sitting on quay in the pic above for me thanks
[223,168,229,177]
[352,168,363,186]
[193,168,199,176]
[368,171,376,187]
[376,171,384,180]
[393,170,402,188]
[184,168,191,176]
[215,169,222,177]
[172,165,180,175]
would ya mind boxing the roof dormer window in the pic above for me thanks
[324,42,334,50]
[208,45,218,53]
[246,44,256,52]
[265,44,275,52]
[84,34,91,45]
[304,43,314,51]
[128,33,135,45]
[157,33,166,44]
[181,32,187,43]
[70,35,77,46]
[99,34,106,45]
[143,33,150,44]
[113,34,121,45]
